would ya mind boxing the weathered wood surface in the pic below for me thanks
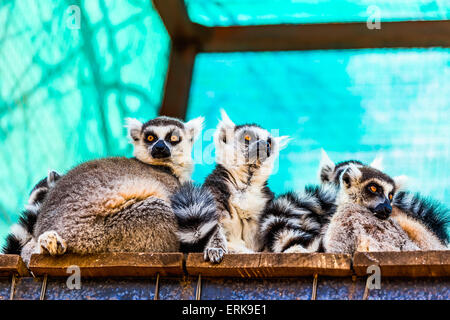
[186,253,353,277]
[28,253,184,277]
[0,254,29,277]
[353,251,450,277]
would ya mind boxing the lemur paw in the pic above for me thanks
[204,247,226,264]
[38,231,67,256]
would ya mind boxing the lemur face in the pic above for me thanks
[126,116,203,169]
[341,164,398,219]
[214,110,290,168]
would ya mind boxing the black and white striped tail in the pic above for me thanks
[393,191,450,245]
[2,171,61,254]
[170,182,218,253]
[259,184,338,253]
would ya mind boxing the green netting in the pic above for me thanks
[0,0,170,243]
[185,0,450,26]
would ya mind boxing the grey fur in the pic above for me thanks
[319,150,448,250]
[170,182,219,254]
[21,116,204,263]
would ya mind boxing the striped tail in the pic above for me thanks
[393,191,450,245]
[259,184,338,253]
[170,182,219,253]
[2,171,61,254]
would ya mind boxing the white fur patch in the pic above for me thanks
[177,220,217,243]
[10,224,31,245]
[318,149,335,182]
[370,154,384,171]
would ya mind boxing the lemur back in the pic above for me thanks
[21,115,203,264]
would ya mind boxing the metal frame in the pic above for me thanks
[152,0,450,120]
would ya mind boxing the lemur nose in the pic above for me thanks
[151,140,170,159]
[373,199,392,219]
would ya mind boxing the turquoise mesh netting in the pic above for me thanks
[1,1,449,245]
[185,0,449,26]
[0,0,170,243]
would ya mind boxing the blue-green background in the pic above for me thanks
[1,0,449,246]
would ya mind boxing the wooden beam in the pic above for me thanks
[29,253,184,277]
[0,254,29,277]
[353,251,450,277]
[201,20,450,52]
[158,45,197,119]
[186,253,352,277]
[152,0,206,42]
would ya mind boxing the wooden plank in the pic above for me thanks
[152,0,206,41]
[186,253,352,278]
[259,253,353,277]
[0,254,30,277]
[28,253,184,278]
[353,251,450,277]
[201,20,450,52]
[158,45,197,119]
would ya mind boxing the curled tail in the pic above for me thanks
[170,182,218,253]
[393,191,450,245]
[2,171,61,254]
[259,184,338,253]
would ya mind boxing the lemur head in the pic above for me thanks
[28,171,61,207]
[126,116,204,181]
[214,109,290,171]
[338,164,405,219]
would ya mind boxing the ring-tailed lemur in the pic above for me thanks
[323,163,421,253]
[318,150,449,249]
[2,171,61,255]
[259,184,337,253]
[19,116,203,264]
[171,110,289,263]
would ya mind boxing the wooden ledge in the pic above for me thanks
[28,253,184,278]
[0,254,30,277]
[186,253,352,278]
[353,251,450,277]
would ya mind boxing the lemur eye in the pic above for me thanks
[244,135,251,141]
[389,193,393,201]
[267,138,272,147]
[147,135,155,142]
[170,135,179,142]
[369,185,377,193]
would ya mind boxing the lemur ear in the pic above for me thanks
[340,163,362,188]
[370,154,384,171]
[318,149,335,183]
[184,116,204,141]
[125,118,143,142]
[214,109,235,145]
[394,175,409,191]
[219,109,235,128]
[274,136,291,150]
[47,170,61,187]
